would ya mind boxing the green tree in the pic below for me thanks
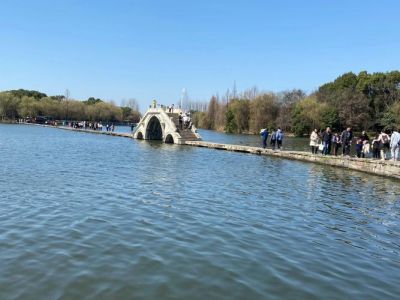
[224,108,237,133]
[84,97,103,105]
[320,106,340,130]
[0,92,20,119]
[229,99,250,133]
[7,89,47,100]
[18,96,39,118]
[121,107,132,120]
[192,111,208,128]
[291,96,325,136]
[380,101,400,130]
[249,93,279,133]
[206,96,219,129]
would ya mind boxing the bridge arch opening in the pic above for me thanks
[165,134,174,144]
[146,116,163,140]
[137,131,143,139]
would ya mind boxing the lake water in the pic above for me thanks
[1,124,399,300]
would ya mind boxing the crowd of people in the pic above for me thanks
[167,104,175,113]
[260,128,284,150]
[68,121,115,132]
[308,127,400,161]
[260,126,400,161]
[178,112,192,130]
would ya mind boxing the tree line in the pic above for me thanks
[0,89,141,123]
[192,71,400,135]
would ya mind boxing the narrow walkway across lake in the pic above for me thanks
[185,140,400,180]
[58,125,133,138]
[28,124,400,180]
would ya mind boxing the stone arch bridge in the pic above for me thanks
[133,107,201,144]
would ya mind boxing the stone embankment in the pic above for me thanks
[185,141,400,180]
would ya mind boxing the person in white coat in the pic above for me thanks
[390,128,400,161]
[309,129,319,154]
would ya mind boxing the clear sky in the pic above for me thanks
[1,0,399,110]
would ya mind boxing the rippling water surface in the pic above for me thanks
[1,124,399,300]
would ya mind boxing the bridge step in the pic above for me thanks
[167,113,198,142]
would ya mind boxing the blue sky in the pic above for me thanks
[1,0,399,110]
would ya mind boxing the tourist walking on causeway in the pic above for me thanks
[341,127,353,156]
[378,130,390,160]
[355,139,363,158]
[321,127,332,155]
[332,133,341,156]
[276,128,284,150]
[390,128,400,161]
[371,134,381,159]
[260,128,269,149]
[178,112,183,130]
[310,129,319,154]
[361,140,370,158]
[270,129,277,150]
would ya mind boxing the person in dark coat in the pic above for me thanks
[341,127,353,156]
[260,128,269,149]
[371,134,381,159]
[355,138,363,158]
[321,127,332,155]
[178,113,183,130]
[270,129,277,150]
[331,133,341,156]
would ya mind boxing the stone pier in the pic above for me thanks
[185,141,400,180]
